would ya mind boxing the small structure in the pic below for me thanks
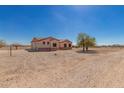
[31,37,72,51]
[12,43,22,50]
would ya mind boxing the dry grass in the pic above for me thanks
[0,47,123,87]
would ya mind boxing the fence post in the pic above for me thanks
[10,45,12,56]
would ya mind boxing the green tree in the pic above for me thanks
[77,33,87,52]
[85,36,96,51]
[77,33,96,52]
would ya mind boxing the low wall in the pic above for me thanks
[31,48,58,52]
[31,47,72,52]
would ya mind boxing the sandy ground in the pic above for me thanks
[0,47,124,88]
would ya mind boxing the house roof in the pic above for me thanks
[31,37,72,43]
[59,39,72,43]
[31,37,60,42]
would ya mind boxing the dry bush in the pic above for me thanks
[0,40,6,48]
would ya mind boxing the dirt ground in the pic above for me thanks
[0,47,124,88]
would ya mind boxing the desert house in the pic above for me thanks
[31,37,72,51]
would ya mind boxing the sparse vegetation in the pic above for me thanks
[0,40,6,48]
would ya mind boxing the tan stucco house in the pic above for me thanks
[31,37,72,51]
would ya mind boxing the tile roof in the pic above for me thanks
[31,37,59,42]
[31,37,72,43]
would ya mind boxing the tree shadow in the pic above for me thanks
[76,50,98,54]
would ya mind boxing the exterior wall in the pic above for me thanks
[50,40,60,49]
[31,42,37,49]
[37,40,51,48]
[31,38,72,51]
[31,39,60,51]
[59,41,72,49]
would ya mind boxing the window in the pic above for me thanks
[69,44,71,47]
[64,44,67,48]
[53,43,57,47]
[47,42,49,45]
[43,42,45,45]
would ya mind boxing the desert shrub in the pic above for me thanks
[0,40,6,48]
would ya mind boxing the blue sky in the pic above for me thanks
[0,5,124,45]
